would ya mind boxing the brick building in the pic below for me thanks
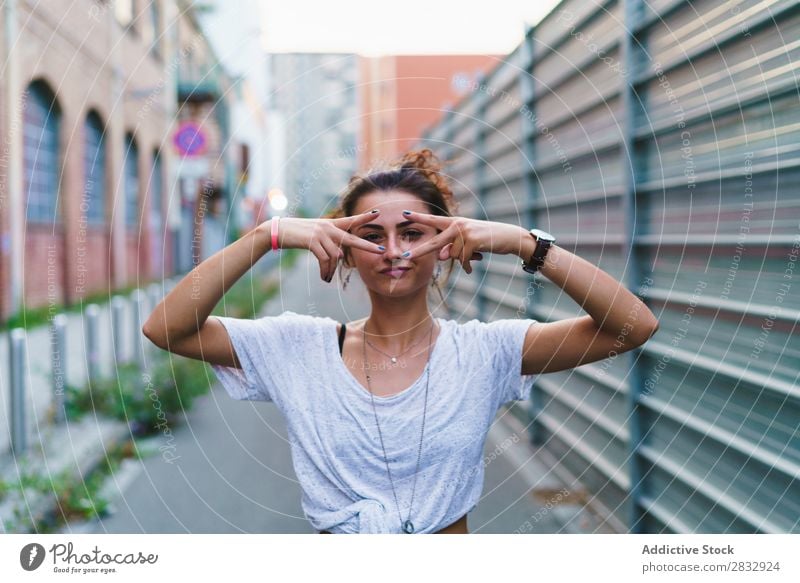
[0,0,237,321]
[358,54,501,170]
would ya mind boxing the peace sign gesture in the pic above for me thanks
[277,210,386,282]
[399,209,526,274]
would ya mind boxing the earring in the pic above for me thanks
[431,262,442,286]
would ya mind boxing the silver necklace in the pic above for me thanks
[362,316,437,534]
[364,320,434,364]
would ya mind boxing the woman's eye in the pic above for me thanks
[363,231,422,242]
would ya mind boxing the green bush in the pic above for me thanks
[64,256,293,430]
[147,354,213,418]
[65,354,213,435]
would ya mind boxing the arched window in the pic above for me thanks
[84,110,106,225]
[124,132,139,228]
[23,80,61,224]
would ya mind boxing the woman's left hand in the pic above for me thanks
[399,210,526,274]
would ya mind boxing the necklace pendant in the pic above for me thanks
[391,357,397,363]
[402,520,415,534]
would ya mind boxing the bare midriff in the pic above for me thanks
[318,513,468,534]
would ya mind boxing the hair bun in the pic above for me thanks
[395,148,457,212]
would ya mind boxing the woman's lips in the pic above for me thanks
[382,268,409,278]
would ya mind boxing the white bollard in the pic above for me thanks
[85,304,100,382]
[111,296,127,365]
[10,328,28,454]
[130,289,146,367]
[51,314,68,423]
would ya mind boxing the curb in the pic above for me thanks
[0,416,130,533]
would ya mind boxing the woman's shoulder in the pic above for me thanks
[442,316,484,334]
[250,310,336,337]
[443,316,537,344]
[448,315,534,329]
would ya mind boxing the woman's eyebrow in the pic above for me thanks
[357,221,416,231]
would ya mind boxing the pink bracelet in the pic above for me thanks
[271,216,281,252]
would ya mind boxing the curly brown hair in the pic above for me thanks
[323,148,459,307]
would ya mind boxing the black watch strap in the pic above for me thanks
[521,229,555,274]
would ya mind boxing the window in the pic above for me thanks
[124,133,139,227]
[23,80,61,224]
[142,1,160,57]
[84,111,106,226]
[148,149,164,272]
[150,2,161,57]
[149,149,163,226]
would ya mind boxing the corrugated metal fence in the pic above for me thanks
[418,0,799,533]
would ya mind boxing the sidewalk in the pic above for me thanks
[0,279,176,533]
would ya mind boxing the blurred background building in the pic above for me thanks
[1,0,796,537]
[266,52,360,216]
[358,54,501,169]
[0,0,266,318]
[0,1,500,317]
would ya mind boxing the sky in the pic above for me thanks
[259,0,563,56]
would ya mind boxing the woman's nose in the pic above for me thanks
[383,234,409,259]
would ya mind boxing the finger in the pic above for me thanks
[403,224,457,259]
[309,241,333,281]
[449,225,468,263]
[319,238,341,282]
[449,235,464,264]
[400,209,452,230]
[334,208,381,231]
[440,244,480,262]
[461,243,476,274]
[333,229,385,254]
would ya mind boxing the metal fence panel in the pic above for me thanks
[419,0,800,533]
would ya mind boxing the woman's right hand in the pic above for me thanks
[274,210,386,282]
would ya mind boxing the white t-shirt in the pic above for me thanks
[209,310,539,534]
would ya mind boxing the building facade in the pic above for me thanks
[358,54,501,170]
[267,53,359,217]
[0,0,240,321]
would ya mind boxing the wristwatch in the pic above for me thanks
[521,228,556,274]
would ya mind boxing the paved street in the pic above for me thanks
[88,253,584,534]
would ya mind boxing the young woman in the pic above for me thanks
[142,148,659,534]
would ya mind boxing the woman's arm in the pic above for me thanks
[142,220,273,350]
[514,231,660,375]
[518,233,659,340]
[375,209,658,376]
[142,211,385,365]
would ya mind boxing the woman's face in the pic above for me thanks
[347,190,442,296]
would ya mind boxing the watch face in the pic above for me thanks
[531,228,555,242]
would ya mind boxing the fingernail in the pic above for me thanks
[402,210,411,216]
[402,250,411,258]
[378,245,385,251]
[370,209,380,213]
